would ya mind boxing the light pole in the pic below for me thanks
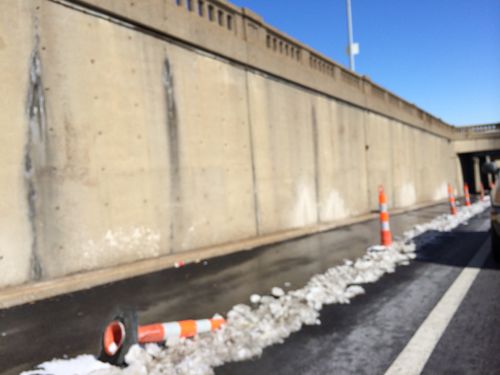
[346,0,359,71]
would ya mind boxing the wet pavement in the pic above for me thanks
[1,201,494,374]
[217,209,498,375]
[422,242,500,374]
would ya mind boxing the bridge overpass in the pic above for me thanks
[454,123,500,194]
[0,0,498,302]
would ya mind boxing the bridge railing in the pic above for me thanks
[455,123,500,139]
[174,0,238,33]
[238,7,455,137]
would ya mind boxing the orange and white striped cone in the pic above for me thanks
[480,182,485,200]
[464,183,471,207]
[448,184,457,215]
[100,310,225,366]
[138,318,225,343]
[378,185,392,247]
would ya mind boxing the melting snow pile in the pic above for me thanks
[21,355,112,375]
[22,199,490,375]
[403,200,487,238]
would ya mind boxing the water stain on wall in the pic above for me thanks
[311,105,320,223]
[163,56,181,252]
[24,45,46,280]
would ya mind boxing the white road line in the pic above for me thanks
[385,239,491,375]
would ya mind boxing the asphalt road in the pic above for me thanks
[1,202,498,375]
[217,209,499,375]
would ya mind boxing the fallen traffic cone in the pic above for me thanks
[448,184,457,215]
[99,308,225,366]
[464,183,471,207]
[378,185,392,246]
[138,317,225,343]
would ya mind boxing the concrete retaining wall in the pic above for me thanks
[0,0,462,289]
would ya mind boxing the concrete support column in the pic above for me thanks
[486,155,493,187]
[473,157,481,193]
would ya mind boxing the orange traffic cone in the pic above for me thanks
[448,184,457,215]
[100,310,225,366]
[464,183,471,207]
[138,318,225,343]
[378,185,392,246]
[103,317,225,357]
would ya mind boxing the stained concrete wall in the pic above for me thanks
[314,100,369,222]
[0,0,463,289]
[0,1,36,286]
[248,74,318,234]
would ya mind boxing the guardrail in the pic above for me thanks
[266,30,303,62]
[454,123,500,140]
[456,123,500,134]
[175,0,237,32]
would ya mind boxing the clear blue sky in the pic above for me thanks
[231,0,500,126]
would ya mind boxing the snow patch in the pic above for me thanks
[271,287,285,297]
[21,355,112,375]
[403,200,487,239]
[25,200,490,375]
[249,294,261,304]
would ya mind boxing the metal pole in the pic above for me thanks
[346,0,355,71]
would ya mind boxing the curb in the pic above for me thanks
[0,198,450,309]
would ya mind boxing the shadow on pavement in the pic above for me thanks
[414,227,499,270]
